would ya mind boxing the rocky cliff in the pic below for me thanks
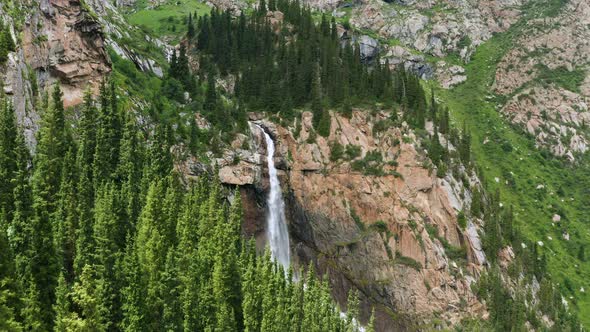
[206,110,488,329]
[341,0,590,161]
[0,0,112,147]
[333,0,524,85]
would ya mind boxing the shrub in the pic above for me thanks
[370,220,388,233]
[395,252,422,271]
[373,120,392,134]
[345,144,361,160]
[317,110,331,137]
[457,211,467,229]
[330,142,344,161]
[350,208,365,231]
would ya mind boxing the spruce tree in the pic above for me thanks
[0,98,18,219]
[30,84,69,329]
[53,272,74,331]
[93,183,122,330]
[54,147,79,280]
[0,217,21,332]
[120,241,146,332]
[20,267,43,331]
[94,81,122,184]
[70,265,104,331]
[10,130,33,274]
[311,62,323,130]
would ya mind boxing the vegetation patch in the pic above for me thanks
[394,252,423,271]
[127,0,211,41]
[534,64,586,93]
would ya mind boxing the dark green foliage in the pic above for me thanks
[0,24,15,63]
[174,2,427,135]
[0,83,362,332]
[394,252,422,270]
[457,211,467,230]
[345,144,362,160]
[0,99,18,220]
[329,141,344,161]
[535,64,586,93]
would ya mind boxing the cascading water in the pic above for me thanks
[254,124,363,330]
[257,125,291,270]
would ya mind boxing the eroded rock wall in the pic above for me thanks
[0,0,112,147]
[215,110,487,329]
[23,0,111,108]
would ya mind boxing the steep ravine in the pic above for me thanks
[212,110,488,330]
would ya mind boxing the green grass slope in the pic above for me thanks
[435,2,590,324]
[126,0,211,42]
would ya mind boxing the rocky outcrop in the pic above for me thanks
[210,110,487,329]
[2,50,40,149]
[494,0,590,160]
[346,0,522,60]
[321,0,523,86]
[23,0,111,108]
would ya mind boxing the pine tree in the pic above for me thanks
[205,66,218,112]
[118,112,143,228]
[78,88,97,175]
[54,147,79,280]
[94,81,122,184]
[311,62,323,129]
[0,98,18,219]
[74,163,95,275]
[161,248,182,331]
[30,84,69,329]
[136,181,169,330]
[70,265,104,331]
[0,28,15,63]
[33,83,69,208]
[93,183,122,330]
[10,130,33,274]
[0,217,21,332]
[20,267,43,331]
[459,122,471,165]
[53,272,74,331]
[346,289,360,332]
[120,241,146,332]
[241,258,261,332]
[187,13,195,39]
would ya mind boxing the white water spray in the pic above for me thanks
[257,125,291,270]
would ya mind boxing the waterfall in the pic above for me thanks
[254,124,363,330]
[257,125,291,270]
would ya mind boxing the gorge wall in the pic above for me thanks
[210,110,488,329]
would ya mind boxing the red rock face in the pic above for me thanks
[215,110,488,329]
[276,111,484,326]
[23,0,111,107]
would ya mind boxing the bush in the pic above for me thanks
[373,120,392,134]
[330,142,344,161]
[436,161,447,178]
[457,211,467,229]
[395,252,422,271]
[350,208,365,231]
[345,144,361,160]
[370,220,388,233]
[317,110,331,137]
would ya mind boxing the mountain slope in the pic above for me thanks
[437,1,590,325]
[0,0,587,330]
